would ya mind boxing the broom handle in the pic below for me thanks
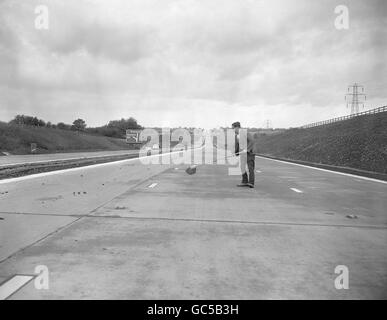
[187,151,247,169]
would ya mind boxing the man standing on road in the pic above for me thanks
[232,122,257,188]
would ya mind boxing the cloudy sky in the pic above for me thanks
[0,0,386,128]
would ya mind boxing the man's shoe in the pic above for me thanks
[237,183,249,187]
[247,183,254,188]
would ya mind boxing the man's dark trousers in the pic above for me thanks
[241,152,255,185]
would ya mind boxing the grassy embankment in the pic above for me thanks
[255,112,387,174]
[0,122,129,154]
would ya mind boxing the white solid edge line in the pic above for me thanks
[0,275,34,300]
[256,156,387,185]
[290,188,303,193]
[0,148,202,185]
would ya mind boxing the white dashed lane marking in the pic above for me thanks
[256,170,262,173]
[148,183,158,188]
[0,275,34,300]
[290,188,303,193]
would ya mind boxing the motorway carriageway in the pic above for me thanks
[0,147,386,299]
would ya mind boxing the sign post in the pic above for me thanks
[31,143,37,154]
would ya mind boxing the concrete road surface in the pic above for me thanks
[0,148,386,299]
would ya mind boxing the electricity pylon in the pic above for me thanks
[264,119,272,129]
[345,83,366,115]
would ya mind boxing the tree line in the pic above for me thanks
[8,115,142,139]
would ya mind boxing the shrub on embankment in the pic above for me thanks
[255,112,387,174]
[0,122,129,154]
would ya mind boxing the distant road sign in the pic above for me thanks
[126,130,141,143]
